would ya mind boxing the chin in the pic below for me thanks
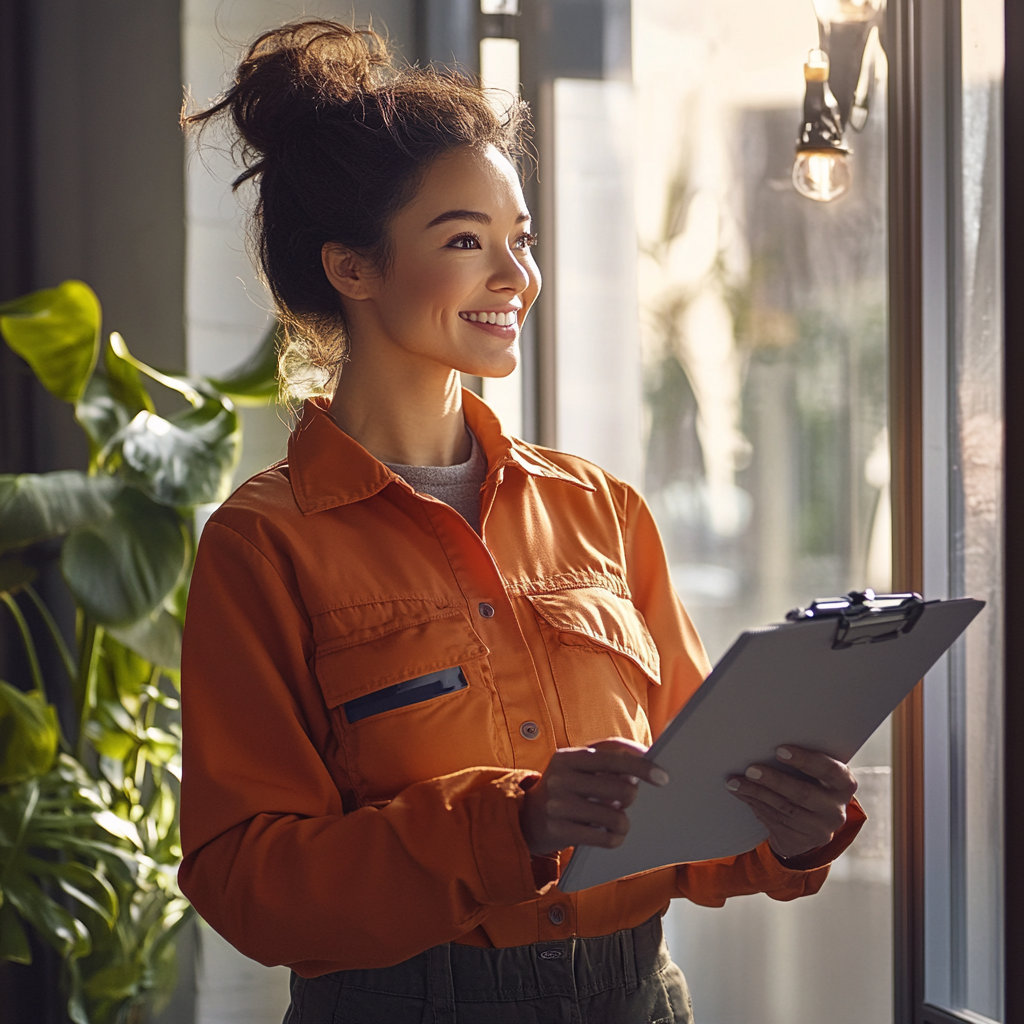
[456,344,518,380]
[479,361,518,380]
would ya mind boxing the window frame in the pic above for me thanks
[890,0,1017,1020]
[1001,0,1024,1021]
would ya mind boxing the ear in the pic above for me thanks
[322,243,375,301]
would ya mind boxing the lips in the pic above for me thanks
[459,310,518,326]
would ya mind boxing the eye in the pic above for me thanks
[514,232,538,250]
[447,233,481,250]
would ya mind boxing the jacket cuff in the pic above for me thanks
[470,770,548,906]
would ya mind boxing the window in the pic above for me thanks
[914,0,1005,1019]
[541,1,894,1019]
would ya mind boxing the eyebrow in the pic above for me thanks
[425,209,530,228]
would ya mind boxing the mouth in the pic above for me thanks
[459,309,519,328]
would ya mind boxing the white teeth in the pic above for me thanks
[462,310,518,326]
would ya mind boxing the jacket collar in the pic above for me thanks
[288,390,594,515]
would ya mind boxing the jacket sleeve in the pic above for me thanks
[620,485,865,903]
[179,519,548,975]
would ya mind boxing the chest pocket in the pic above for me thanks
[528,587,660,749]
[314,609,498,804]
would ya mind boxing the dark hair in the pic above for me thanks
[184,20,530,400]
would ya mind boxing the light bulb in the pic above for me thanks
[792,149,852,202]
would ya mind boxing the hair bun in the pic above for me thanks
[191,21,393,175]
[184,17,530,405]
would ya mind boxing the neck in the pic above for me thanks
[328,336,470,467]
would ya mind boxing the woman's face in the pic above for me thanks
[330,144,541,379]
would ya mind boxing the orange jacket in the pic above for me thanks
[179,392,864,976]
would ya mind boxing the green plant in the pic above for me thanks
[0,281,278,1023]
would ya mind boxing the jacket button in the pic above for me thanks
[478,602,495,618]
[520,721,540,740]
[548,905,566,926]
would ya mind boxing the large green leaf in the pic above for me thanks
[0,472,122,553]
[106,609,182,671]
[0,281,101,404]
[0,681,59,784]
[102,333,242,506]
[61,488,188,626]
[205,320,282,406]
[76,337,156,458]
[113,400,241,508]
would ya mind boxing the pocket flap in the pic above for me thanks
[528,587,661,685]
[314,610,488,708]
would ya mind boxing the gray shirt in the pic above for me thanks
[384,429,489,534]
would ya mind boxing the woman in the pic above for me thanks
[179,21,863,1024]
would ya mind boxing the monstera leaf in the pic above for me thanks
[106,609,182,672]
[0,473,122,553]
[76,338,155,460]
[114,401,241,508]
[102,334,242,507]
[0,281,101,404]
[61,488,188,626]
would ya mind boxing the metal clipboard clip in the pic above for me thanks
[785,589,926,650]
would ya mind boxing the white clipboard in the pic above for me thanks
[557,592,984,893]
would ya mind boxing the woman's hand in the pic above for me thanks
[520,738,669,857]
[726,745,858,860]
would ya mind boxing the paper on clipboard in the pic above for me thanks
[557,595,983,893]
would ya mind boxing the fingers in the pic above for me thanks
[725,747,857,860]
[554,742,670,789]
[520,738,668,856]
[729,748,855,811]
[566,772,641,809]
[521,783,634,854]
[732,792,822,860]
[729,765,843,824]
[589,737,648,756]
[550,793,629,835]
[775,746,858,795]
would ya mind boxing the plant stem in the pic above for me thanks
[75,616,104,760]
[23,584,77,683]
[1,591,46,697]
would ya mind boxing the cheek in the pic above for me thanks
[390,262,469,325]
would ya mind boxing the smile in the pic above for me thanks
[460,310,518,326]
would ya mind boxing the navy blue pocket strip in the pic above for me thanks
[343,666,468,723]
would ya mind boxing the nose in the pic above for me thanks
[488,244,532,295]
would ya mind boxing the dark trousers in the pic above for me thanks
[282,913,693,1024]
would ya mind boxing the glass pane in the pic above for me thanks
[953,2,1004,1011]
[923,0,1004,1018]
[551,0,893,1021]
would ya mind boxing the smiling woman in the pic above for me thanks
[321,145,540,465]
[177,19,864,1024]
[184,22,532,413]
